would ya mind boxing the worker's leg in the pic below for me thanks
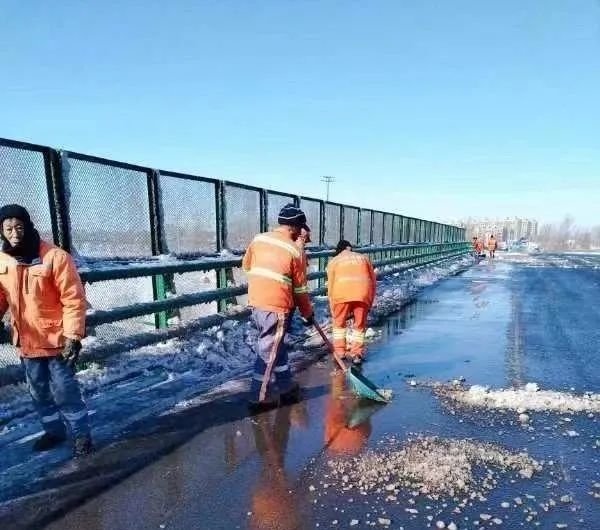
[250,309,290,403]
[48,357,90,439]
[349,302,369,361]
[22,357,66,438]
[331,303,351,357]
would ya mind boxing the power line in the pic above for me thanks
[321,176,335,202]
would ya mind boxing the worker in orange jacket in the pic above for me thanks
[487,235,498,259]
[0,204,92,457]
[242,204,314,409]
[326,240,376,365]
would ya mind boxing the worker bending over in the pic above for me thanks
[326,240,376,365]
[242,204,314,409]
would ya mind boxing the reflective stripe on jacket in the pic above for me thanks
[326,249,376,307]
[242,230,313,318]
[0,241,87,358]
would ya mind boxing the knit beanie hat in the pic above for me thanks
[278,203,309,231]
[0,204,32,227]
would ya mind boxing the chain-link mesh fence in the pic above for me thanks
[324,203,341,246]
[0,136,467,369]
[159,173,217,255]
[267,191,295,231]
[343,206,359,245]
[383,213,394,244]
[0,143,56,367]
[372,212,384,245]
[66,155,153,259]
[299,198,321,246]
[359,209,372,245]
[0,144,54,241]
[224,183,260,250]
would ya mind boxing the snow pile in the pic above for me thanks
[436,383,600,414]
[324,435,541,497]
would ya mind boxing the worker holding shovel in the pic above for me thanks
[326,240,376,365]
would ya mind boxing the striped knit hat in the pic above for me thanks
[278,203,309,231]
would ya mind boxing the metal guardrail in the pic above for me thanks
[1,135,468,352]
[83,242,469,327]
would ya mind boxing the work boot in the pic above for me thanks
[73,435,94,458]
[33,432,67,452]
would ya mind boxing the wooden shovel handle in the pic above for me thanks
[313,321,347,372]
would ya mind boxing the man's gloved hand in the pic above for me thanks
[61,338,82,368]
[0,322,10,344]
[300,313,315,327]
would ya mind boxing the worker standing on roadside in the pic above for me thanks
[0,204,93,457]
[487,235,497,259]
[242,204,314,409]
[326,240,376,365]
[472,236,483,259]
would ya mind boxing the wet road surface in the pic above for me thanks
[5,254,600,529]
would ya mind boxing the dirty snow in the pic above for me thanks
[324,436,541,497]
[435,383,600,414]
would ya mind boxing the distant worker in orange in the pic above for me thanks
[487,235,498,259]
[242,204,314,409]
[472,236,483,258]
[326,239,376,365]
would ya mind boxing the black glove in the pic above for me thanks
[61,338,82,368]
[0,322,10,344]
[300,314,315,327]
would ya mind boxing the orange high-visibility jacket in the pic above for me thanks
[242,230,313,318]
[0,240,87,358]
[326,249,376,307]
[487,239,497,250]
[475,241,483,253]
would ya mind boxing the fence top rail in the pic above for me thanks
[78,241,467,283]
[158,169,220,185]
[64,150,152,174]
[223,180,263,194]
[0,137,49,153]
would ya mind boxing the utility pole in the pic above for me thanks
[321,176,335,202]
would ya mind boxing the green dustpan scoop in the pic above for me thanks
[346,366,392,403]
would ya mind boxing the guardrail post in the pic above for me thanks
[215,181,231,312]
[259,189,268,233]
[43,148,71,252]
[318,200,327,289]
[148,169,170,329]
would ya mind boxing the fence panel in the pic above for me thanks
[224,183,261,250]
[359,210,372,245]
[343,206,359,245]
[324,203,341,246]
[267,191,295,231]
[0,142,55,242]
[383,213,394,244]
[392,215,402,243]
[299,198,321,246]
[159,172,217,255]
[372,212,384,245]
[65,154,153,259]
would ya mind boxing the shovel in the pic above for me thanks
[312,321,392,403]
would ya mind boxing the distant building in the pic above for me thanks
[449,217,539,243]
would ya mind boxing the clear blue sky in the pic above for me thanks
[2,0,599,227]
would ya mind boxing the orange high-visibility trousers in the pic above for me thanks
[331,301,369,357]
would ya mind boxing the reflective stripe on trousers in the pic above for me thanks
[250,309,293,402]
